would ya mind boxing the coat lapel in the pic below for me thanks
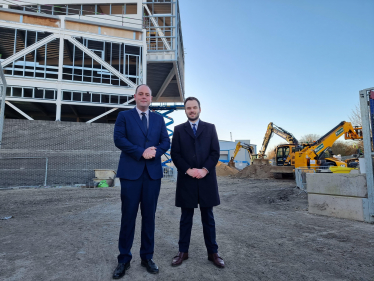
[147,111,155,137]
[131,108,147,136]
[183,121,195,139]
[195,120,205,138]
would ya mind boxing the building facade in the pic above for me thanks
[0,0,184,122]
[0,0,185,187]
[219,139,257,169]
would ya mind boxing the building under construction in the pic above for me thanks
[0,0,185,186]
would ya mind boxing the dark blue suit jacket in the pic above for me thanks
[114,108,170,180]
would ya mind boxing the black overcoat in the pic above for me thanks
[170,120,220,208]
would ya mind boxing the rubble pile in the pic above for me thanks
[235,161,274,179]
[216,161,239,176]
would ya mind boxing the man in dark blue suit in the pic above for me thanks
[112,84,170,279]
[170,97,225,268]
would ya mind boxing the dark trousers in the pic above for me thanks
[179,207,218,254]
[117,168,161,263]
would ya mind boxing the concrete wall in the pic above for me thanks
[0,119,120,187]
[306,173,368,221]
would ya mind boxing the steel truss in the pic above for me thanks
[0,14,146,122]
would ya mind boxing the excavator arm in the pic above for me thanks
[306,121,363,160]
[295,121,363,168]
[228,141,254,167]
[258,122,299,158]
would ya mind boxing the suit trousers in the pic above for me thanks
[118,167,161,263]
[178,207,218,254]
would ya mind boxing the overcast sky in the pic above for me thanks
[169,0,374,152]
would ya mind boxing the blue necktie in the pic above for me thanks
[141,113,148,133]
[192,124,197,136]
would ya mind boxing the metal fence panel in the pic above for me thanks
[162,165,177,181]
[0,64,7,149]
[0,157,48,188]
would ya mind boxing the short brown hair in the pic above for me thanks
[135,84,152,95]
[184,97,200,108]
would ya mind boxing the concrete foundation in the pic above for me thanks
[308,194,365,221]
[306,173,368,222]
[307,173,367,197]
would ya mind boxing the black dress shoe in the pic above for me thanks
[112,261,130,279]
[141,259,159,274]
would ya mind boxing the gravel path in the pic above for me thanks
[0,177,373,281]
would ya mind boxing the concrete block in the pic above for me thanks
[306,173,367,198]
[308,194,364,221]
[114,178,121,187]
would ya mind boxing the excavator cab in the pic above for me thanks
[275,145,291,166]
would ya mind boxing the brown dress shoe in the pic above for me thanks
[208,253,225,268]
[171,252,188,267]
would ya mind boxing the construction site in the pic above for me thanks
[0,0,374,280]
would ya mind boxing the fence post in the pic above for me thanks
[0,64,8,150]
[44,158,48,186]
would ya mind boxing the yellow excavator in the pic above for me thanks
[228,142,254,168]
[257,121,362,178]
[257,122,299,159]
[255,123,303,177]
[294,121,363,168]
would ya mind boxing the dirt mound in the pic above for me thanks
[216,161,239,176]
[235,163,274,179]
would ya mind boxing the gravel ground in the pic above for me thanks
[0,177,373,281]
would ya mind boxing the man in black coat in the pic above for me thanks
[170,97,225,268]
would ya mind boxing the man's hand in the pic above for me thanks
[143,147,156,159]
[193,168,208,179]
[186,168,199,178]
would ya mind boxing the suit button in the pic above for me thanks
[146,140,149,142]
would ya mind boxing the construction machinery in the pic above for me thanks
[257,122,299,159]
[294,121,363,168]
[228,142,254,168]
[255,122,302,177]
[256,121,362,178]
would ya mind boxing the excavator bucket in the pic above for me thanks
[228,160,236,168]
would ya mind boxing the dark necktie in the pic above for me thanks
[141,112,148,133]
[192,124,197,136]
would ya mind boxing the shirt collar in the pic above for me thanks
[189,119,200,128]
[135,107,149,116]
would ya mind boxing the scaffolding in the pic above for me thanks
[150,104,184,165]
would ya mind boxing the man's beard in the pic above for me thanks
[187,112,199,121]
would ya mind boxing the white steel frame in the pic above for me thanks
[359,87,374,223]
[0,13,147,122]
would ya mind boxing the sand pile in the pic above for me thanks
[216,161,239,176]
[235,162,274,179]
